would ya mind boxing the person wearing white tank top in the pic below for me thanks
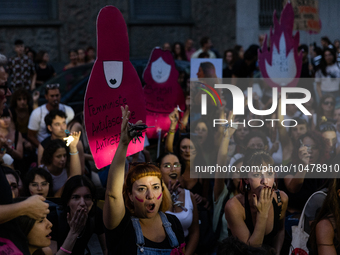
[158,153,199,255]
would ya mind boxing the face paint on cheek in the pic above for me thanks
[157,193,162,200]
[135,196,144,203]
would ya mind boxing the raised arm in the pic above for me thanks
[103,105,140,230]
[165,108,179,153]
[284,145,309,193]
[66,131,82,178]
[214,111,235,202]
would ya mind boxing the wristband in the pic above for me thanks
[60,247,72,254]
[69,151,79,155]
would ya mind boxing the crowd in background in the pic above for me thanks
[0,34,340,255]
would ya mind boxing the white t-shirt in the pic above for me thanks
[40,164,68,194]
[28,104,75,143]
[315,63,340,92]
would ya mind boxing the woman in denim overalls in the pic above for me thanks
[104,106,185,255]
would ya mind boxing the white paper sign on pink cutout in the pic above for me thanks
[143,48,185,139]
[258,2,303,89]
[84,6,146,169]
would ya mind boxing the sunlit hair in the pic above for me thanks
[41,139,69,167]
[123,163,172,215]
[240,149,275,193]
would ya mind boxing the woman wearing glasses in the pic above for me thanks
[157,152,199,255]
[104,105,185,255]
[24,167,54,198]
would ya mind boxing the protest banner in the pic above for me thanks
[258,2,303,89]
[284,0,321,33]
[84,6,146,169]
[143,48,185,139]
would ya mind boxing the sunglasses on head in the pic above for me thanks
[46,83,60,90]
[323,101,335,106]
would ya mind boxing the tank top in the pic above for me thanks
[244,191,280,246]
[167,189,193,237]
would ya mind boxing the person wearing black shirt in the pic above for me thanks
[0,53,50,255]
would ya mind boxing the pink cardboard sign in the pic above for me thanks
[84,6,146,169]
[258,2,302,89]
[143,48,185,138]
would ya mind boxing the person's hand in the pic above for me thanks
[23,140,33,150]
[169,108,179,126]
[269,141,279,155]
[120,105,142,146]
[67,208,88,235]
[32,91,40,102]
[298,145,310,166]
[185,95,190,111]
[168,179,181,195]
[194,193,203,204]
[224,111,236,138]
[23,195,50,221]
[253,186,274,217]
[65,131,81,150]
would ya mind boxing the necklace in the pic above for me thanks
[171,190,188,212]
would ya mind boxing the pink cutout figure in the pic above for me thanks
[84,6,146,169]
[258,2,302,90]
[143,48,185,138]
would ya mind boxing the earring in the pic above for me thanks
[273,182,277,190]
[245,184,250,191]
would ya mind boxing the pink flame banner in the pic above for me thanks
[258,2,302,89]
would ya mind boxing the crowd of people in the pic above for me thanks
[0,34,340,255]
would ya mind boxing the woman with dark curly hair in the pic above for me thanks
[10,88,36,138]
[40,132,81,195]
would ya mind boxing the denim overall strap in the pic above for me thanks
[159,212,179,248]
[131,216,145,252]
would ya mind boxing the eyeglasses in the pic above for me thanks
[29,181,49,188]
[323,101,335,106]
[46,83,60,90]
[162,163,181,169]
